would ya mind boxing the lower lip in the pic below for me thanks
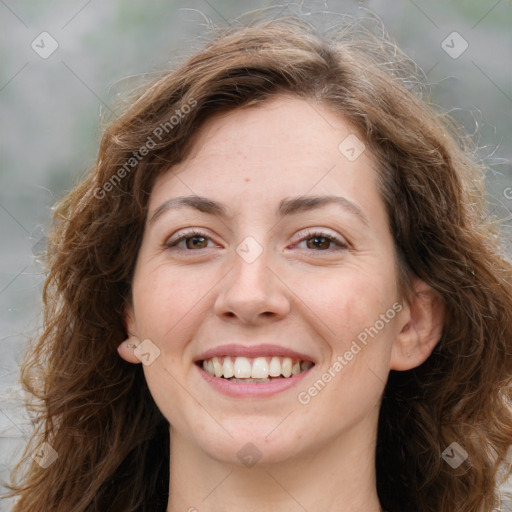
[197,364,313,398]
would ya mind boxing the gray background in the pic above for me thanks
[1,1,511,510]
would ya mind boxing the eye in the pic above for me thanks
[164,229,349,253]
[164,230,216,251]
[293,229,349,252]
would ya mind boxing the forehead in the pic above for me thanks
[149,95,383,222]
[179,96,365,169]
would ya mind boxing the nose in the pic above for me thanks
[213,241,291,325]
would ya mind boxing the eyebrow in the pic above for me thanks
[149,194,369,226]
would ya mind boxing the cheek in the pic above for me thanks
[299,274,399,420]
[297,263,399,346]
[132,264,213,343]
[142,363,195,436]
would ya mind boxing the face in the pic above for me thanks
[124,95,409,466]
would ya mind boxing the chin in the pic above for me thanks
[195,422,302,466]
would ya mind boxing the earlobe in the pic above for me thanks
[117,336,142,364]
[390,279,445,371]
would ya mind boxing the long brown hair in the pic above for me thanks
[5,12,512,512]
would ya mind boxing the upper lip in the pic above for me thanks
[195,344,315,363]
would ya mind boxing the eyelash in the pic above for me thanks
[164,229,349,254]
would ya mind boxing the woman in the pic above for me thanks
[6,12,512,512]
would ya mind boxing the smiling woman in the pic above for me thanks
[5,11,512,512]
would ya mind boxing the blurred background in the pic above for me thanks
[1,1,511,510]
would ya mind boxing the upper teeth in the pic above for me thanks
[201,356,313,379]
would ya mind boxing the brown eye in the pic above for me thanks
[305,236,333,251]
[165,230,215,251]
[295,230,348,252]
[184,235,208,250]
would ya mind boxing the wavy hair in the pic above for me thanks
[5,11,512,512]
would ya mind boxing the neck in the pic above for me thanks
[166,421,383,512]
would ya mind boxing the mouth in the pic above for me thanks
[194,344,316,397]
[197,356,314,382]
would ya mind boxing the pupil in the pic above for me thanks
[187,236,206,249]
[308,237,329,250]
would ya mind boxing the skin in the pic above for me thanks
[119,95,445,512]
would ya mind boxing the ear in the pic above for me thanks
[117,302,141,364]
[390,278,445,371]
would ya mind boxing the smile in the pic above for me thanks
[195,344,316,397]
[199,356,314,382]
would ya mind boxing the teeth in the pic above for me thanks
[212,357,223,378]
[229,377,271,383]
[301,361,314,371]
[222,357,234,378]
[234,357,252,379]
[251,357,269,379]
[201,355,314,380]
[269,356,281,377]
[281,358,292,378]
